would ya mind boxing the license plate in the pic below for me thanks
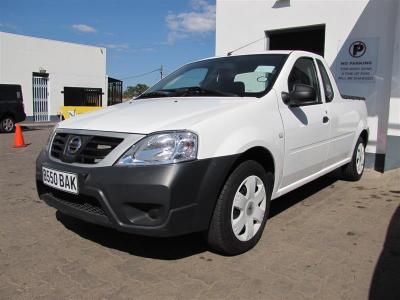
[42,167,79,194]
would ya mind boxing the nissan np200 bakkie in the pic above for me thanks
[36,51,368,255]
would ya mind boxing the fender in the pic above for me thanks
[193,94,285,198]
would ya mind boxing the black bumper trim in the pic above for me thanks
[36,150,238,237]
[40,191,111,227]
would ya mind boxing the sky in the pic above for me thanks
[0,0,216,89]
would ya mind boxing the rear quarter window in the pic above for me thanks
[316,60,334,102]
[0,85,22,101]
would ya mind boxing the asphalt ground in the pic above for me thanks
[0,128,399,299]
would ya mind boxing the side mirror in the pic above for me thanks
[282,84,317,107]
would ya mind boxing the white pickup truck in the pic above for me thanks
[36,51,368,255]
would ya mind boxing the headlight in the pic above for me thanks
[45,123,59,152]
[115,131,198,166]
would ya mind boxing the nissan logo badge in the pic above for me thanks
[67,136,82,154]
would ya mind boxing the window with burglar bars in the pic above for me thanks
[63,87,103,107]
[108,77,122,106]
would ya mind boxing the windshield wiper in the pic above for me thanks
[175,86,238,97]
[138,90,173,99]
[138,86,238,99]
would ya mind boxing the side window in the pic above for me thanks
[164,68,208,89]
[0,86,20,101]
[288,57,321,103]
[317,59,334,102]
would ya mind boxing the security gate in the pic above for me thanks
[33,74,50,122]
[107,77,123,106]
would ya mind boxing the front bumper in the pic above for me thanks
[36,150,237,237]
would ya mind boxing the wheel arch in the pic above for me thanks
[202,146,276,234]
[218,147,276,200]
[0,112,15,120]
[230,146,275,178]
[360,129,369,146]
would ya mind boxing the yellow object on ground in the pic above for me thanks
[59,106,103,120]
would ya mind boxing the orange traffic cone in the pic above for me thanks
[13,124,28,148]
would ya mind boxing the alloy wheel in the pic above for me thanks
[2,118,14,132]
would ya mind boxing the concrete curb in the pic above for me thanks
[19,121,57,129]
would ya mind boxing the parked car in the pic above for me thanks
[0,84,26,133]
[36,51,368,255]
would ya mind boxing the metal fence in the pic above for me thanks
[108,77,123,106]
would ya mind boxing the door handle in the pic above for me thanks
[323,116,329,124]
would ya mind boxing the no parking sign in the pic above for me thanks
[335,37,379,83]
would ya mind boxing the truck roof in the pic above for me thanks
[225,50,294,56]
[198,50,323,62]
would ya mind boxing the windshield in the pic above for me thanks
[138,54,288,99]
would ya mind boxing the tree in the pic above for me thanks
[123,83,149,99]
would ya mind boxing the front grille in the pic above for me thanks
[48,188,107,217]
[51,133,123,164]
[51,133,68,159]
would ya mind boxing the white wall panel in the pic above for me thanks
[0,32,107,119]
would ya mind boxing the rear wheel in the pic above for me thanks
[0,116,15,133]
[207,160,273,255]
[342,137,365,181]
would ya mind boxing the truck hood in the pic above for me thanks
[59,97,256,134]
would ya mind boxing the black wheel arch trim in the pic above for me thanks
[204,146,276,230]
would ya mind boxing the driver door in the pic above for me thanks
[278,57,330,189]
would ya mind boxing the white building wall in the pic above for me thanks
[216,0,400,159]
[0,32,107,120]
[388,1,400,137]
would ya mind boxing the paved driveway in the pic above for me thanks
[0,128,399,299]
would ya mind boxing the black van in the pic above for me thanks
[0,84,26,133]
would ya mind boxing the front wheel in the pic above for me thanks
[0,116,15,133]
[207,160,273,255]
[342,137,366,181]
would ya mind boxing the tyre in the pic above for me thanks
[207,160,273,255]
[341,136,366,181]
[0,116,15,133]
